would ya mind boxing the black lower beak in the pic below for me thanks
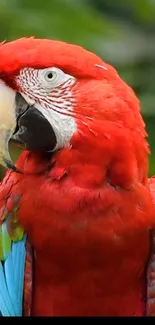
[13,93,57,152]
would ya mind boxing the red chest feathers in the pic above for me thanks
[14,164,153,316]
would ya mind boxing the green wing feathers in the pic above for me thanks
[0,202,24,261]
[0,182,26,316]
[0,222,11,261]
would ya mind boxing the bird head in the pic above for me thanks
[0,38,148,184]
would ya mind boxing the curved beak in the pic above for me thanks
[0,80,57,172]
[0,80,17,171]
[0,81,28,172]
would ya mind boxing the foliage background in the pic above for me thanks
[0,0,155,177]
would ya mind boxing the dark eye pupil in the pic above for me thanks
[47,72,53,79]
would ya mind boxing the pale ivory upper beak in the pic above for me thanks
[0,80,17,170]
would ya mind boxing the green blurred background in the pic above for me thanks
[0,0,155,178]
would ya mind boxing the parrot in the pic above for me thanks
[0,37,154,316]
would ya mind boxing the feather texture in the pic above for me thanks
[0,222,11,261]
[0,38,154,316]
[0,228,26,316]
[0,186,26,316]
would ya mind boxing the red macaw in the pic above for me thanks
[0,37,154,316]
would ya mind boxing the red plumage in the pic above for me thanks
[0,38,154,316]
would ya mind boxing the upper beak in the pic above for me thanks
[0,80,57,172]
[0,80,28,172]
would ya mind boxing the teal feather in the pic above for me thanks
[5,251,19,315]
[0,213,26,316]
[0,262,15,316]
[0,291,11,316]
[16,236,26,315]
[0,237,26,316]
[12,239,18,271]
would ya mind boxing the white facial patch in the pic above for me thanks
[16,67,77,151]
[34,103,76,151]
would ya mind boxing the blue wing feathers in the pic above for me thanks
[17,237,26,315]
[12,239,18,273]
[0,235,26,316]
[0,263,15,316]
[5,253,19,315]
[0,291,11,316]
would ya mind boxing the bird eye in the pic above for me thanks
[43,70,57,82]
[39,68,65,88]
[47,72,53,79]
[38,67,75,89]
